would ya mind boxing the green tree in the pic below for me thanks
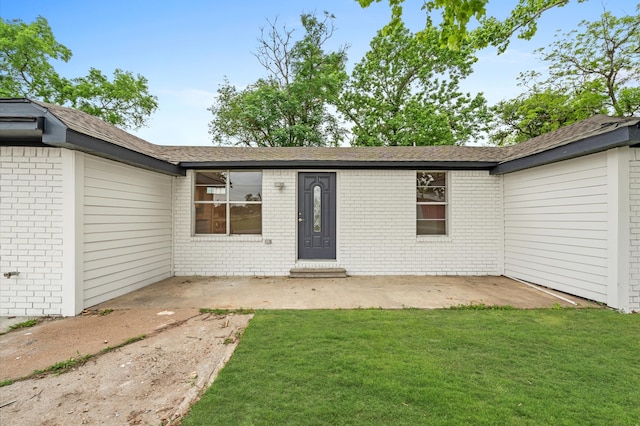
[339,17,488,146]
[490,9,640,144]
[208,12,348,147]
[0,16,158,130]
[490,83,607,145]
[358,0,587,52]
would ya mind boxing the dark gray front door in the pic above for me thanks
[298,172,336,259]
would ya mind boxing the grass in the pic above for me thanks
[0,379,14,387]
[7,318,39,331]
[100,334,146,354]
[0,334,147,387]
[183,309,639,425]
[199,307,255,315]
[32,353,93,375]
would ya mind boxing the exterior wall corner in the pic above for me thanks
[61,149,84,316]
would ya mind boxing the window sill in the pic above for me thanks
[191,235,263,242]
[417,235,452,243]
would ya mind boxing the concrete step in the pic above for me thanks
[289,267,348,278]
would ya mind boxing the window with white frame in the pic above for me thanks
[194,171,262,235]
[417,171,446,235]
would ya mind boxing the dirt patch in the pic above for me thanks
[0,313,252,425]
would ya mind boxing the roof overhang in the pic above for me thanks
[180,160,498,170]
[0,99,184,176]
[491,124,640,175]
[0,116,45,141]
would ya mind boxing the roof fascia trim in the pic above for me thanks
[47,129,185,176]
[179,160,498,170]
[0,100,68,142]
[491,126,638,175]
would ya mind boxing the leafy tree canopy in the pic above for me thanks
[208,12,348,147]
[0,16,158,130]
[490,8,640,145]
[357,0,587,53]
[339,17,488,146]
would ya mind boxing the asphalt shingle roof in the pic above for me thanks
[157,145,506,164]
[32,100,166,160]
[4,99,639,170]
[500,114,640,163]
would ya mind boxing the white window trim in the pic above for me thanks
[193,170,262,236]
[416,171,448,237]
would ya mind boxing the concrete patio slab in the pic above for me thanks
[92,275,597,311]
[0,275,597,382]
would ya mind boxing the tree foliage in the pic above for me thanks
[357,0,587,52]
[490,8,640,145]
[0,16,157,130]
[338,18,489,146]
[208,12,348,147]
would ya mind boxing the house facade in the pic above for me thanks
[1,99,639,315]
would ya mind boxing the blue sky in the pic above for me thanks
[1,0,635,146]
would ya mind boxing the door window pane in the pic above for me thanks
[313,185,321,232]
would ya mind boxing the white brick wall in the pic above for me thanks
[173,170,297,276]
[0,147,65,316]
[629,148,640,312]
[338,170,503,275]
[173,169,503,276]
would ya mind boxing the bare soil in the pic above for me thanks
[0,312,252,425]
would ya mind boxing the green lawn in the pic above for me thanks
[183,309,639,425]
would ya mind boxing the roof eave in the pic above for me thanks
[179,160,498,170]
[0,99,184,176]
[46,129,185,176]
[491,125,640,175]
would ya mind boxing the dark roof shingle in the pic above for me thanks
[32,100,165,160]
[3,99,638,173]
[500,114,640,163]
[157,145,506,164]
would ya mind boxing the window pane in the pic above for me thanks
[195,185,227,202]
[229,171,262,202]
[230,204,262,234]
[195,203,226,234]
[417,172,445,187]
[417,187,446,202]
[196,171,227,185]
[417,205,445,220]
[195,171,226,202]
[417,220,446,235]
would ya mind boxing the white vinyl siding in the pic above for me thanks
[628,148,639,311]
[82,156,172,308]
[504,152,609,302]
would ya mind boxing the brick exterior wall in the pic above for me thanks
[338,170,503,275]
[173,169,297,276]
[173,169,503,276]
[629,148,640,312]
[0,147,65,316]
